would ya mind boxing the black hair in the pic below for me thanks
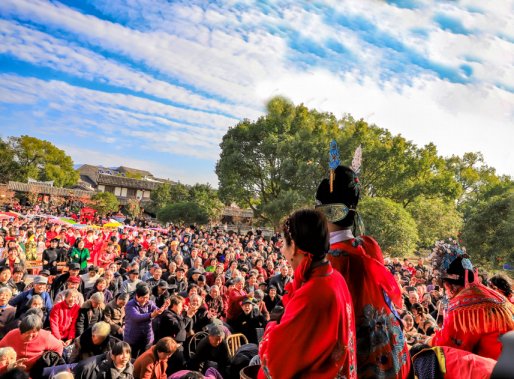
[135,284,150,297]
[282,209,329,259]
[490,274,512,297]
[111,341,131,356]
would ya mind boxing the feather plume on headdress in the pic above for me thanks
[328,140,340,193]
[350,145,362,175]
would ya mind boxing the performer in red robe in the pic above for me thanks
[428,243,514,360]
[258,209,356,379]
[315,161,410,379]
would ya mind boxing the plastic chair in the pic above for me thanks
[226,333,249,358]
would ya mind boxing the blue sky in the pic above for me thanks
[0,0,513,185]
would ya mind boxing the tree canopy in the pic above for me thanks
[157,202,209,225]
[91,192,120,216]
[0,135,79,187]
[359,197,419,257]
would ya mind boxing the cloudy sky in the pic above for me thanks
[0,0,513,185]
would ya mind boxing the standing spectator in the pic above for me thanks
[0,314,63,372]
[133,337,179,379]
[73,341,133,379]
[69,240,90,271]
[124,285,168,358]
[76,292,105,336]
[49,289,80,345]
[42,239,60,275]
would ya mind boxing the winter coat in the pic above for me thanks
[76,299,105,336]
[49,300,80,340]
[153,309,192,343]
[70,247,90,270]
[9,289,53,319]
[73,352,134,379]
[104,299,125,336]
[0,328,63,371]
[69,327,121,363]
[123,299,157,345]
[133,346,167,379]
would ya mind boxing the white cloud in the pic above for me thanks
[257,69,514,176]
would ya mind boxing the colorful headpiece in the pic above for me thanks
[430,239,473,284]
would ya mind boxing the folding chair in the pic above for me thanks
[188,331,208,359]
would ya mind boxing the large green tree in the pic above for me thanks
[189,183,224,222]
[0,138,21,183]
[157,202,209,225]
[461,190,514,270]
[91,192,120,216]
[407,197,462,248]
[2,135,79,187]
[338,119,461,207]
[216,96,339,227]
[358,197,419,257]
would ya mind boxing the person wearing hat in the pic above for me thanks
[428,242,514,360]
[9,276,53,321]
[54,275,85,306]
[232,296,266,344]
[51,262,84,299]
[316,162,410,378]
[258,209,356,379]
[187,323,230,377]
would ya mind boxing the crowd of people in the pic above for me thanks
[0,157,513,379]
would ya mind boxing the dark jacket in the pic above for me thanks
[104,299,125,336]
[73,352,134,379]
[70,327,121,363]
[232,308,267,344]
[187,336,230,376]
[153,309,192,343]
[268,274,291,295]
[76,299,105,336]
[51,272,84,298]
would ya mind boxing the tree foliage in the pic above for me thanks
[338,119,461,207]
[407,197,463,248]
[91,192,120,216]
[1,136,79,187]
[461,190,514,270]
[157,202,209,225]
[189,183,224,222]
[216,96,338,227]
[355,197,419,257]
